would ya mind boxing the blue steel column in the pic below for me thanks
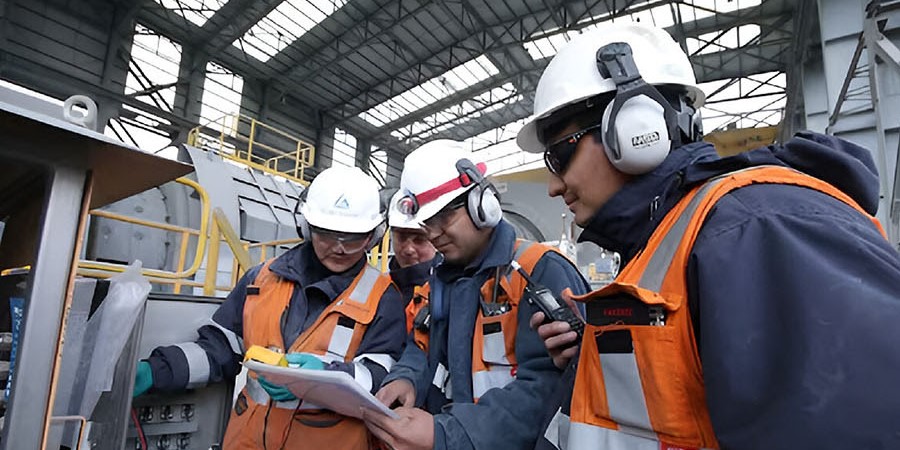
[1,165,88,450]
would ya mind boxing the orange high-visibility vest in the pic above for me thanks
[405,285,429,333]
[567,166,886,449]
[223,259,394,450]
[412,240,559,401]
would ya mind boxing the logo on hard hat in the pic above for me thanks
[631,131,660,148]
[334,194,350,209]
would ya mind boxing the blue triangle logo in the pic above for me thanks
[334,194,350,209]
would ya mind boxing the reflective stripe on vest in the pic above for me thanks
[432,362,452,398]
[569,422,714,450]
[324,266,382,360]
[568,166,886,449]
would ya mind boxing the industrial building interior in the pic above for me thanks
[0,0,899,448]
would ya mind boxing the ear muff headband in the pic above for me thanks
[596,42,682,162]
[455,159,502,229]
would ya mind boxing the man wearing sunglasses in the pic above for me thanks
[133,166,406,450]
[362,140,589,450]
[518,23,900,450]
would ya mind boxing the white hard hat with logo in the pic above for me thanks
[516,22,705,155]
[299,166,384,233]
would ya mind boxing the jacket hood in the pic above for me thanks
[579,131,881,263]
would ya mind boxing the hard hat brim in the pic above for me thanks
[410,185,472,225]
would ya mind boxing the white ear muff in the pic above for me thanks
[476,186,502,229]
[602,94,672,175]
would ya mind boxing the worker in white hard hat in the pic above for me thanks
[361,140,590,450]
[387,190,436,331]
[519,22,900,450]
[133,166,406,450]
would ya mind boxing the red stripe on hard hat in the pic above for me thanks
[416,162,487,207]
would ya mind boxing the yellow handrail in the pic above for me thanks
[78,177,210,279]
[187,114,315,186]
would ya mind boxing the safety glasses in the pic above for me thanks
[309,226,372,253]
[421,198,467,234]
[543,123,604,175]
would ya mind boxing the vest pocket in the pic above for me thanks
[573,322,698,440]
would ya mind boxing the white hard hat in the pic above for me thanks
[517,22,705,153]
[388,190,421,229]
[398,140,484,224]
[299,166,384,233]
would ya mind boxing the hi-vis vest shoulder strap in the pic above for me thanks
[415,239,561,401]
[565,166,886,450]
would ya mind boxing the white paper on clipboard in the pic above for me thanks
[243,360,400,419]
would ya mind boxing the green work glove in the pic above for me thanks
[285,353,325,370]
[133,361,153,397]
[257,376,297,402]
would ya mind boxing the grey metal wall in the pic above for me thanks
[805,0,900,244]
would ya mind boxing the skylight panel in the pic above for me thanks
[153,0,225,27]
[127,25,181,111]
[464,119,543,175]
[233,0,348,62]
[201,62,244,124]
[686,24,761,55]
[391,84,519,142]
[357,56,500,127]
[332,127,357,168]
[524,0,763,62]
[698,71,786,131]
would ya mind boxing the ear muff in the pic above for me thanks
[466,185,501,229]
[596,42,690,175]
[366,191,389,251]
[601,95,671,174]
[456,159,502,229]
[294,189,309,239]
[367,220,387,251]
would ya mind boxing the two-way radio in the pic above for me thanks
[509,260,584,339]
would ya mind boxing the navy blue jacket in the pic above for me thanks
[580,131,900,449]
[384,220,590,450]
[147,243,406,394]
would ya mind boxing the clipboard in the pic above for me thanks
[243,360,400,419]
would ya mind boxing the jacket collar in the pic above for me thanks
[578,142,719,263]
[389,257,433,289]
[269,243,367,298]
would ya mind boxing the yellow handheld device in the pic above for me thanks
[244,345,288,367]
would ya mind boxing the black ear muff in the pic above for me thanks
[596,42,685,175]
[294,188,309,239]
[455,159,502,229]
[367,195,388,251]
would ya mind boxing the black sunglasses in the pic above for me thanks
[543,123,604,175]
